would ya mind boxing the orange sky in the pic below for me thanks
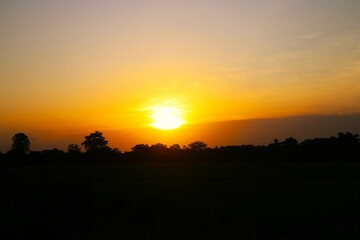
[1,0,360,151]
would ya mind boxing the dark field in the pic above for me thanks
[1,162,360,239]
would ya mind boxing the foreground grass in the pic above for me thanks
[1,161,360,239]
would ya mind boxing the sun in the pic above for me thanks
[150,106,185,130]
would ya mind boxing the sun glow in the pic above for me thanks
[150,106,185,130]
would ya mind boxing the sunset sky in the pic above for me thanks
[1,0,360,151]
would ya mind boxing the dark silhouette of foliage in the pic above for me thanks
[67,144,81,154]
[128,144,150,161]
[169,144,181,151]
[150,143,167,152]
[132,144,150,153]
[337,132,359,145]
[282,137,298,146]
[81,131,109,152]
[187,141,208,152]
[112,148,121,154]
[2,131,360,165]
[10,133,30,154]
[42,148,66,162]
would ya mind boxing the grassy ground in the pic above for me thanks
[1,161,360,239]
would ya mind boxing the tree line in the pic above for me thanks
[1,131,360,164]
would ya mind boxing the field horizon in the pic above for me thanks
[2,113,360,153]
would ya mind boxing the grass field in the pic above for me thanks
[1,161,360,239]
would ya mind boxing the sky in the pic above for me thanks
[1,0,360,151]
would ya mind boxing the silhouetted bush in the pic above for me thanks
[81,131,109,152]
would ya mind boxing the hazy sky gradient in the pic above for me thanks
[1,0,360,151]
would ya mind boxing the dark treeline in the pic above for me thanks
[1,131,360,165]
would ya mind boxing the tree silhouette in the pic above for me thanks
[282,137,298,146]
[169,144,181,151]
[187,141,208,151]
[67,144,81,154]
[132,144,150,153]
[81,131,109,152]
[150,143,167,152]
[337,132,359,145]
[10,133,30,154]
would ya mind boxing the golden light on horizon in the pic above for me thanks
[1,0,360,152]
[150,106,185,130]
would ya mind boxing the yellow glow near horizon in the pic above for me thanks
[150,106,185,130]
[1,1,360,152]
